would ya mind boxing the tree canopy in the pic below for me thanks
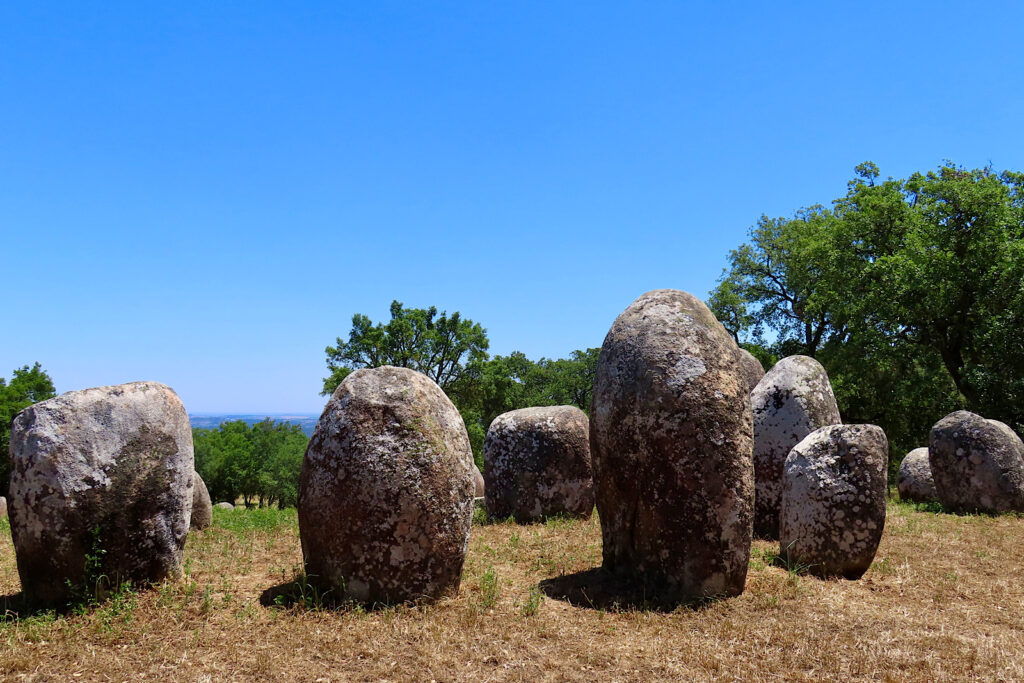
[1,363,57,495]
[710,162,1024,465]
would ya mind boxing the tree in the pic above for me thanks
[711,162,1024,468]
[322,300,490,395]
[1,363,57,494]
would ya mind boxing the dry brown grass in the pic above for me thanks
[2,500,1023,681]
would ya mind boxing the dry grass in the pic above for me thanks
[2,499,1023,681]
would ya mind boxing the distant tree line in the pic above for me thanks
[322,300,599,466]
[709,161,1024,468]
[193,419,307,508]
[1,363,57,495]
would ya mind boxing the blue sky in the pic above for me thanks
[2,2,1023,413]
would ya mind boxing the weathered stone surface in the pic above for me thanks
[779,424,888,579]
[929,411,1024,514]
[214,502,234,510]
[472,464,485,498]
[0,496,6,518]
[299,366,475,604]
[483,406,594,523]
[738,348,766,393]
[897,448,938,504]
[591,289,754,601]
[190,472,213,529]
[8,382,194,604]
[751,355,841,539]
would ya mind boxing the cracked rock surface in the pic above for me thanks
[298,366,475,604]
[483,405,594,523]
[779,424,887,579]
[591,289,754,601]
[929,411,1024,514]
[8,381,194,605]
[896,448,938,504]
[751,355,841,539]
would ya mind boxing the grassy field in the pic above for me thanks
[2,500,1023,681]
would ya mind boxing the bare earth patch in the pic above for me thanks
[2,501,1023,681]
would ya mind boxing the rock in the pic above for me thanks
[298,366,475,604]
[751,355,841,539]
[7,382,194,605]
[738,348,766,393]
[191,472,213,529]
[472,464,485,498]
[929,411,1024,514]
[215,502,235,510]
[897,448,938,504]
[483,406,594,523]
[779,424,888,579]
[591,289,754,601]
[0,496,7,518]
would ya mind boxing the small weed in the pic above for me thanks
[872,556,895,576]
[520,586,542,617]
[509,532,520,549]
[477,567,500,610]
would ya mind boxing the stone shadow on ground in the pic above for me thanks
[538,568,722,613]
[0,592,66,618]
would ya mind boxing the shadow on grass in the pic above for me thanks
[0,592,61,620]
[538,567,723,613]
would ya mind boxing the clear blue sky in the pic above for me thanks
[3,2,1023,413]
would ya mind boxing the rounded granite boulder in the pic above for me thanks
[751,355,841,539]
[929,411,1024,514]
[472,464,485,498]
[483,405,594,523]
[8,382,194,605]
[190,471,213,530]
[298,366,476,604]
[779,424,888,579]
[737,348,766,393]
[896,448,938,504]
[591,289,754,601]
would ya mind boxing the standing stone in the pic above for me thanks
[8,382,194,605]
[299,366,475,604]
[191,472,213,529]
[897,448,938,504]
[0,496,7,518]
[929,411,1024,514]
[591,289,753,601]
[483,406,594,523]
[751,355,841,539]
[472,464,485,498]
[737,348,766,393]
[779,424,888,579]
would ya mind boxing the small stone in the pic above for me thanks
[896,448,938,504]
[929,411,1024,514]
[0,496,7,518]
[472,464,485,498]
[779,424,888,579]
[8,382,194,605]
[299,366,475,604]
[215,502,235,510]
[751,355,841,539]
[191,472,213,529]
[483,406,594,523]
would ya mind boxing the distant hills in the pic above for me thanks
[188,413,319,436]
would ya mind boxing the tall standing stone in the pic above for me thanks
[8,382,194,605]
[896,448,938,504]
[779,424,888,579]
[483,405,594,523]
[299,366,475,604]
[191,471,213,530]
[929,411,1024,514]
[751,355,841,539]
[591,289,754,601]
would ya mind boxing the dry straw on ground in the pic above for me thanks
[2,500,1023,681]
